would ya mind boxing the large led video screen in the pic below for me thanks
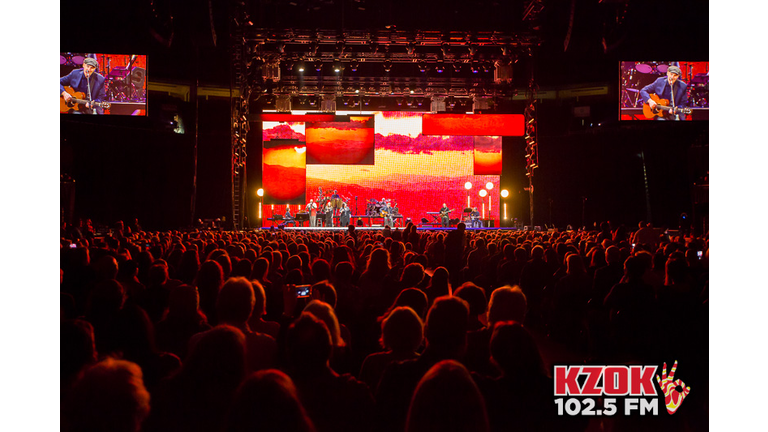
[262,138,306,204]
[619,61,708,121]
[473,136,502,175]
[60,53,147,116]
[306,116,375,165]
[262,112,503,226]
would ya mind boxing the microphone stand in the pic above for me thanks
[86,70,96,115]
[670,78,679,121]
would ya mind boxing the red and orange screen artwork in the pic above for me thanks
[305,116,375,164]
[262,112,503,225]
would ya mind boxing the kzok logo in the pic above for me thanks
[656,361,691,415]
[554,365,657,396]
[553,361,691,416]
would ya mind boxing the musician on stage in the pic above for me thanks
[306,199,318,227]
[639,65,688,120]
[340,202,351,227]
[440,203,451,228]
[470,206,481,228]
[284,206,295,226]
[325,201,334,227]
[381,201,393,227]
[60,57,106,114]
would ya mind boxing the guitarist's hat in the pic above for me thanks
[667,65,682,76]
[83,58,99,69]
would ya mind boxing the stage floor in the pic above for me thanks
[257,226,517,231]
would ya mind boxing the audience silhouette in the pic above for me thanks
[60,221,709,431]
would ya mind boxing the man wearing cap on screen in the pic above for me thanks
[60,57,107,114]
[639,65,688,120]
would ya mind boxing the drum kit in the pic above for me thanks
[621,61,708,108]
[60,53,146,102]
[366,198,399,217]
[315,188,351,212]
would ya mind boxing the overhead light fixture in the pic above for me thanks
[297,62,305,73]
[500,189,509,198]
[333,61,342,73]
[314,60,323,72]
[453,62,461,73]
[435,60,444,73]
[464,181,472,190]
[383,60,392,73]
[418,61,427,73]
[350,59,360,72]
[486,182,494,190]
[479,189,488,198]
[257,188,264,197]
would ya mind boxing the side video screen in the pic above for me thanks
[619,61,708,121]
[60,53,147,116]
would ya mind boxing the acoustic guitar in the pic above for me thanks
[642,94,692,119]
[60,86,111,113]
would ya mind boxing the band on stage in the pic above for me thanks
[268,187,490,228]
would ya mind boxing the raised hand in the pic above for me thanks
[656,360,691,414]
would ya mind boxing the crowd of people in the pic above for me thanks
[60,220,709,432]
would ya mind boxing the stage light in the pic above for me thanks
[453,62,461,73]
[333,61,342,73]
[435,60,444,73]
[257,188,264,197]
[418,61,427,73]
[297,62,305,73]
[486,182,493,190]
[383,60,392,73]
[479,189,488,197]
[314,61,323,72]
[501,189,509,198]
[464,182,472,190]
[350,59,360,72]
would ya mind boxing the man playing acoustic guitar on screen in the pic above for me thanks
[639,65,690,120]
[60,57,109,114]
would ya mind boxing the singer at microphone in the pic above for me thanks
[639,65,688,120]
[60,57,107,114]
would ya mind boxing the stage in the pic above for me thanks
[256,225,520,232]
